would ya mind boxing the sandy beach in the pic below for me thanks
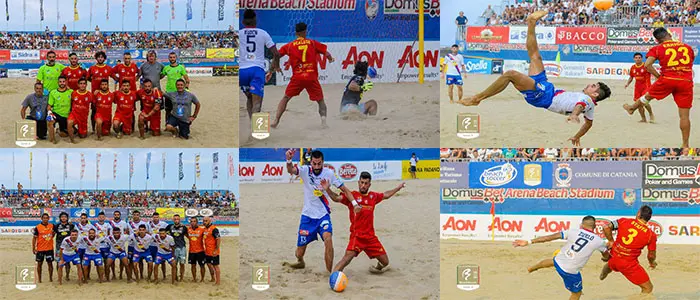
[441,240,700,300]
[239,82,440,148]
[238,179,440,300]
[0,77,238,148]
[440,75,700,148]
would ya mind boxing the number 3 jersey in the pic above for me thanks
[555,228,607,274]
[610,218,657,261]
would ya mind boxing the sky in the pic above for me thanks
[0,148,239,192]
[441,0,499,46]
[1,0,238,32]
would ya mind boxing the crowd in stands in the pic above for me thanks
[0,188,237,209]
[441,148,700,161]
[0,26,238,50]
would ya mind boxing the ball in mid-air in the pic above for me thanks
[329,271,348,292]
[593,0,614,11]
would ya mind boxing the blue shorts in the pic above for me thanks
[149,246,158,259]
[100,247,110,258]
[77,248,86,258]
[297,214,333,247]
[108,252,127,261]
[128,246,134,258]
[155,253,174,265]
[446,74,463,86]
[131,251,153,263]
[240,66,266,97]
[61,253,81,266]
[520,71,554,109]
[554,258,583,293]
[82,254,104,266]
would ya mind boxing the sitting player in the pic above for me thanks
[340,61,378,117]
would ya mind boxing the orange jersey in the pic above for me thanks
[114,90,137,116]
[611,218,657,260]
[202,225,220,256]
[94,91,114,115]
[187,226,205,253]
[136,88,162,113]
[87,64,113,92]
[61,66,88,91]
[70,90,94,115]
[647,41,695,82]
[629,64,651,88]
[33,223,55,251]
[113,63,139,92]
[279,37,328,80]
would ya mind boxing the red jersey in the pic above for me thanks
[340,191,385,238]
[114,90,137,116]
[87,64,113,92]
[629,64,651,88]
[112,63,140,92]
[70,90,94,115]
[61,66,88,91]
[611,218,657,260]
[279,37,328,80]
[646,40,695,82]
[136,88,163,114]
[94,91,114,115]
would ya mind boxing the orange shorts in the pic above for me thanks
[346,235,386,259]
[608,256,650,285]
[646,77,694,108]
[67,111,89,136]
[94,112,112,136]
[113,113,133,135]
[285,78,324,101]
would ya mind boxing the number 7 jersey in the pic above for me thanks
[611,218,657,260]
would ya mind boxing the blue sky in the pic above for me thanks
[0,148,239,192]
[441,0,499,46]
[1,0,237,32]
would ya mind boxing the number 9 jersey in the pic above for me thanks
[555,228,608,274]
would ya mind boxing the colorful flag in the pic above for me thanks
[57,0,60,23]
[96,153,101,180]
[63,154,67,179]
[218,0,224,21]
[40,0,44,21]
[178,153,183,181]
[186,0,192,21]
[89,0,93,26]
[146,152,152,180]
[154,0,159,20]
[5,0,8,21]
[138,0,142,20]
[122,0,126,18]
[46,153,49,184]
[201,0,206,20]
[195,153,201,179]
[106,0,109,20]
[228,153,234,178]
[73,0,79,21]
[29,152,33,181]
[170,0,175,20]
[80,153,85,180]
[161,152,166,179]
[113,153,117,179]
[490,199,496,241]
[129,153,134,180]
[212,152,219,179]
[23,0,26,24]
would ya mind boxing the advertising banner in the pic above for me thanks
[555,27,606,45]
[469,162,552,189]
[40,50,69,60]
[0,226,34,235]
[462,57,492,74]
[10,50,40,61]
[0,49,10,61]
[0,68,6,78]
[402,159,439,180]
[325,161,402,181]
[466,26,509,44]
[642,161,700,189]
[0,207,13,218]
[440,162,469,189]
[552,161,642,189]
[508,26,555,45]
[69,207,101,218]
[683,27,700,47]
[12,208,43,218]
[213,66,237,76]
[155,207,185,219]
[206,48,236,59]
[606,27,657,45]
[186,67,213,77]
[238,162,295,184]
[180,48,207,58]
[102,208,128,218]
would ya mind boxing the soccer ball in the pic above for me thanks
[329,271,348,292]
[593,0,614,11]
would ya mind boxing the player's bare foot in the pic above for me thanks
[623,104,636,115]
[139,135,145,140]
[527,11,548,24]
[116,132,123,139]
[649,114,656,123]
[96,135,103,141]
[69,137,76,144]
[369,265,390,274]
[457,96,480,106]
[527,266,536,273]
[283,261,306,269]
[270,120,279,129]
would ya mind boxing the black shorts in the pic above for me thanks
[410,166,417,172]
[204,255,219,266]
[166,115,191,139]
[188,252,205,266]
[35,250,55,262]
[52,114,68,133]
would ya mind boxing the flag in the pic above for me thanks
[146,152,152,180]
[138,0,142,20]
[12,153,15,181]
[201,0,206,20]
[195,153,200,179]
[56,0,60,23]
[212,152,219,179]
[228,153,233,177]
[129,153,134,180]
[186,0,192,21]
[40,0,44,21]
[5,0,8,21]
[106,0,109,20]
[170,0,175,20]
[63,154,67,179]
[73,0,79,21]
[555,51,561,66]
[178,153,183,181]
[29,152,33,181]
[46,153,49,184]
[113,153,117,179]
[490,199,496,241]
[161,152,166,179]
[96,153,101,180]
[154,0,159,20]
[122,0,126,17]
[89,0,93,25]
[80,153,85,180]
[23,0,26,24]
[218,0,224,21]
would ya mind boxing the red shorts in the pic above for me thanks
[94,112,112,136]
[346,235,386,258]
[633,85,649,100]
[141,110,161,133]
[608,256,650,285]
[113,113,134,135]
[285,78,324,101]
[646,77,694,108]
[67,111,89,136]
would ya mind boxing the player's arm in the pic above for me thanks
[320,178,342,202]
[382,182,406,200]
[568,118,592,147]
[20,103,28,119]
[31,227,38,254]
[513,232,562,247]
[603,220,617,243]
[647,233,658,269]
[190,95,200,123]
[215,229,221,252]
[268,46,282,73]
[285,149,299,175]
[182,72,190,89]
[337,184,361,212]
[347,79,362,92]
[624,71,634,88]
[315,40,334,63]
[644,56,660,79]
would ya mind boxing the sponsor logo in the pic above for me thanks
[342,46,384,69]
[644,161,700,189]
[372,162,388,176]
[464,59,488,72]
[668,225,700,236]
[338,163,358,180]
[479,163,517,187]
[488,217,523,232]
[593,218,612,239]
[555,163,573,188]
[398,45,439,68]
[642,188,700,204]
[365,0,379,20]
[384,0,440,17]
[298,229,309,236]
[239,165,255,177]
[262,163,284,177]
[185,209,199,217]
[523,164,542,186]
[456,264,480,291]
[240,0,356,10]
[442,216,477,231]
[544,63,562,77]
[534,217,571,233]
[556,27,607,45]
[607,27,656,45]
[622,189,637,206]
[491,60,503,74]
[199,209,214,217]
[646,220,663,237]
[442,188,617,201]
[324,164,336,174]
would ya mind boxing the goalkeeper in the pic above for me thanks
[340,61,378,116]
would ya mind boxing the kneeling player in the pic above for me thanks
[93,79,114,140]
[130,224,154,283]
[105,227,131,283]
[58,230,84,285]
[153,228,177,285]
[67,78,94,143]
[113,80,137,138]
[340,61,378,117]
[137,79,163,139]
[80,229,106,283]
[322,172,406,274]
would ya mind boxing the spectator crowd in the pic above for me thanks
[441,148,700,162]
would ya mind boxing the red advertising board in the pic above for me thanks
[466,26,509,44]
[0,207,12,218]
[0,50,10,61]
[556,27,607,45]
[40,49,69,60]
[668,27,683,42]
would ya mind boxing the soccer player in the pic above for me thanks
[104,227,131,282]
[20,82,49,140]
[282,149,358,273]
[513,216,609,300]
[87,51,113,131]
[202,216,221,285]
[409,153,419,179]
[166,214,188,281]
[80,228,106,283]
[47,76,73,144]
[272,22,335,129]
[94,79,113,140]
[153,228,177,285]
[75,213,96,280]
[92,212,112,271]
[36,50,66,94]
[239,9,281,133]
[136,79,163,139]
[112,80,137,138]
[112,52,140,93]
[187,216,206,282]
[340,61,378,116]
[161,52,190,116]
[599,205,658,295]
[622,28,696,147]
[321,172,405,275]
[625,52,654,123]
[443,44,466,103]
[458,11,611,146]
[130,224,154,283]
[53,212,74,281]
[162,79,201,139]
[57,230,84,285]
[32,213,55,283]
[61,53,88,91]
[128,210,148,280]
[140,50,164,90]
[109,210,128,280]
[67,78,94,142]
[147,212,169,281]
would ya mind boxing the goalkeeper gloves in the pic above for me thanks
[361,81,374,92]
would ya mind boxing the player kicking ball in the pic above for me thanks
[340,61,378,118]
[458,11,611,146]
[321,172,405,275]
[513,216,610,300]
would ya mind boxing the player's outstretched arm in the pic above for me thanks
[285,149,298,175]
[644,57,660,79]
[320,179,341,203]
[268,46,282,73]
[647,250,657,269]
[383,182,406,200]
[603,222,615,243]
[513,232,561,247]
[338,184,361,213]
[569,118,592,147]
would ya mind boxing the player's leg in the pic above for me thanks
[525,11,548,76]
[139,257,145,280]
[169,260,176,284]
[35,254,44,283]
[212,256,221,285]
[457,84,463,102]
[57,116,69,137]
[165,115,179,137]
[362,100,378,116]
[188,252,197,282]
[48,120,56,143]
[569,291,582,300]
[65,258,71,281]
[366,237,389,274]
[81,259,90,283]
[207,260,216,282]
[448,84,454,102]
[370,254,390,274]
[121,257,132,282]
[528,258,554,273]
[458,70,536,106]
[161,261,167,280]
[624,79,670,115]
[322,231,334,273]
[149,114,161,137]
[599,261,612,280]
[113,117,123,138]
[138,113,147,139]
[673,83,693,147]
[96,259,105,283]
[57,261,64,285]
[308,80,328,127]
[78,118,88,138]
[46,253,54,282]
[67,116,77,143]
[199,256,206,282]
[679,107,691,148]
[95,116,104,140]
[147,261,154,283]
[272,78,303,128]
[153,259,160,283]
[105,258,113,281]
